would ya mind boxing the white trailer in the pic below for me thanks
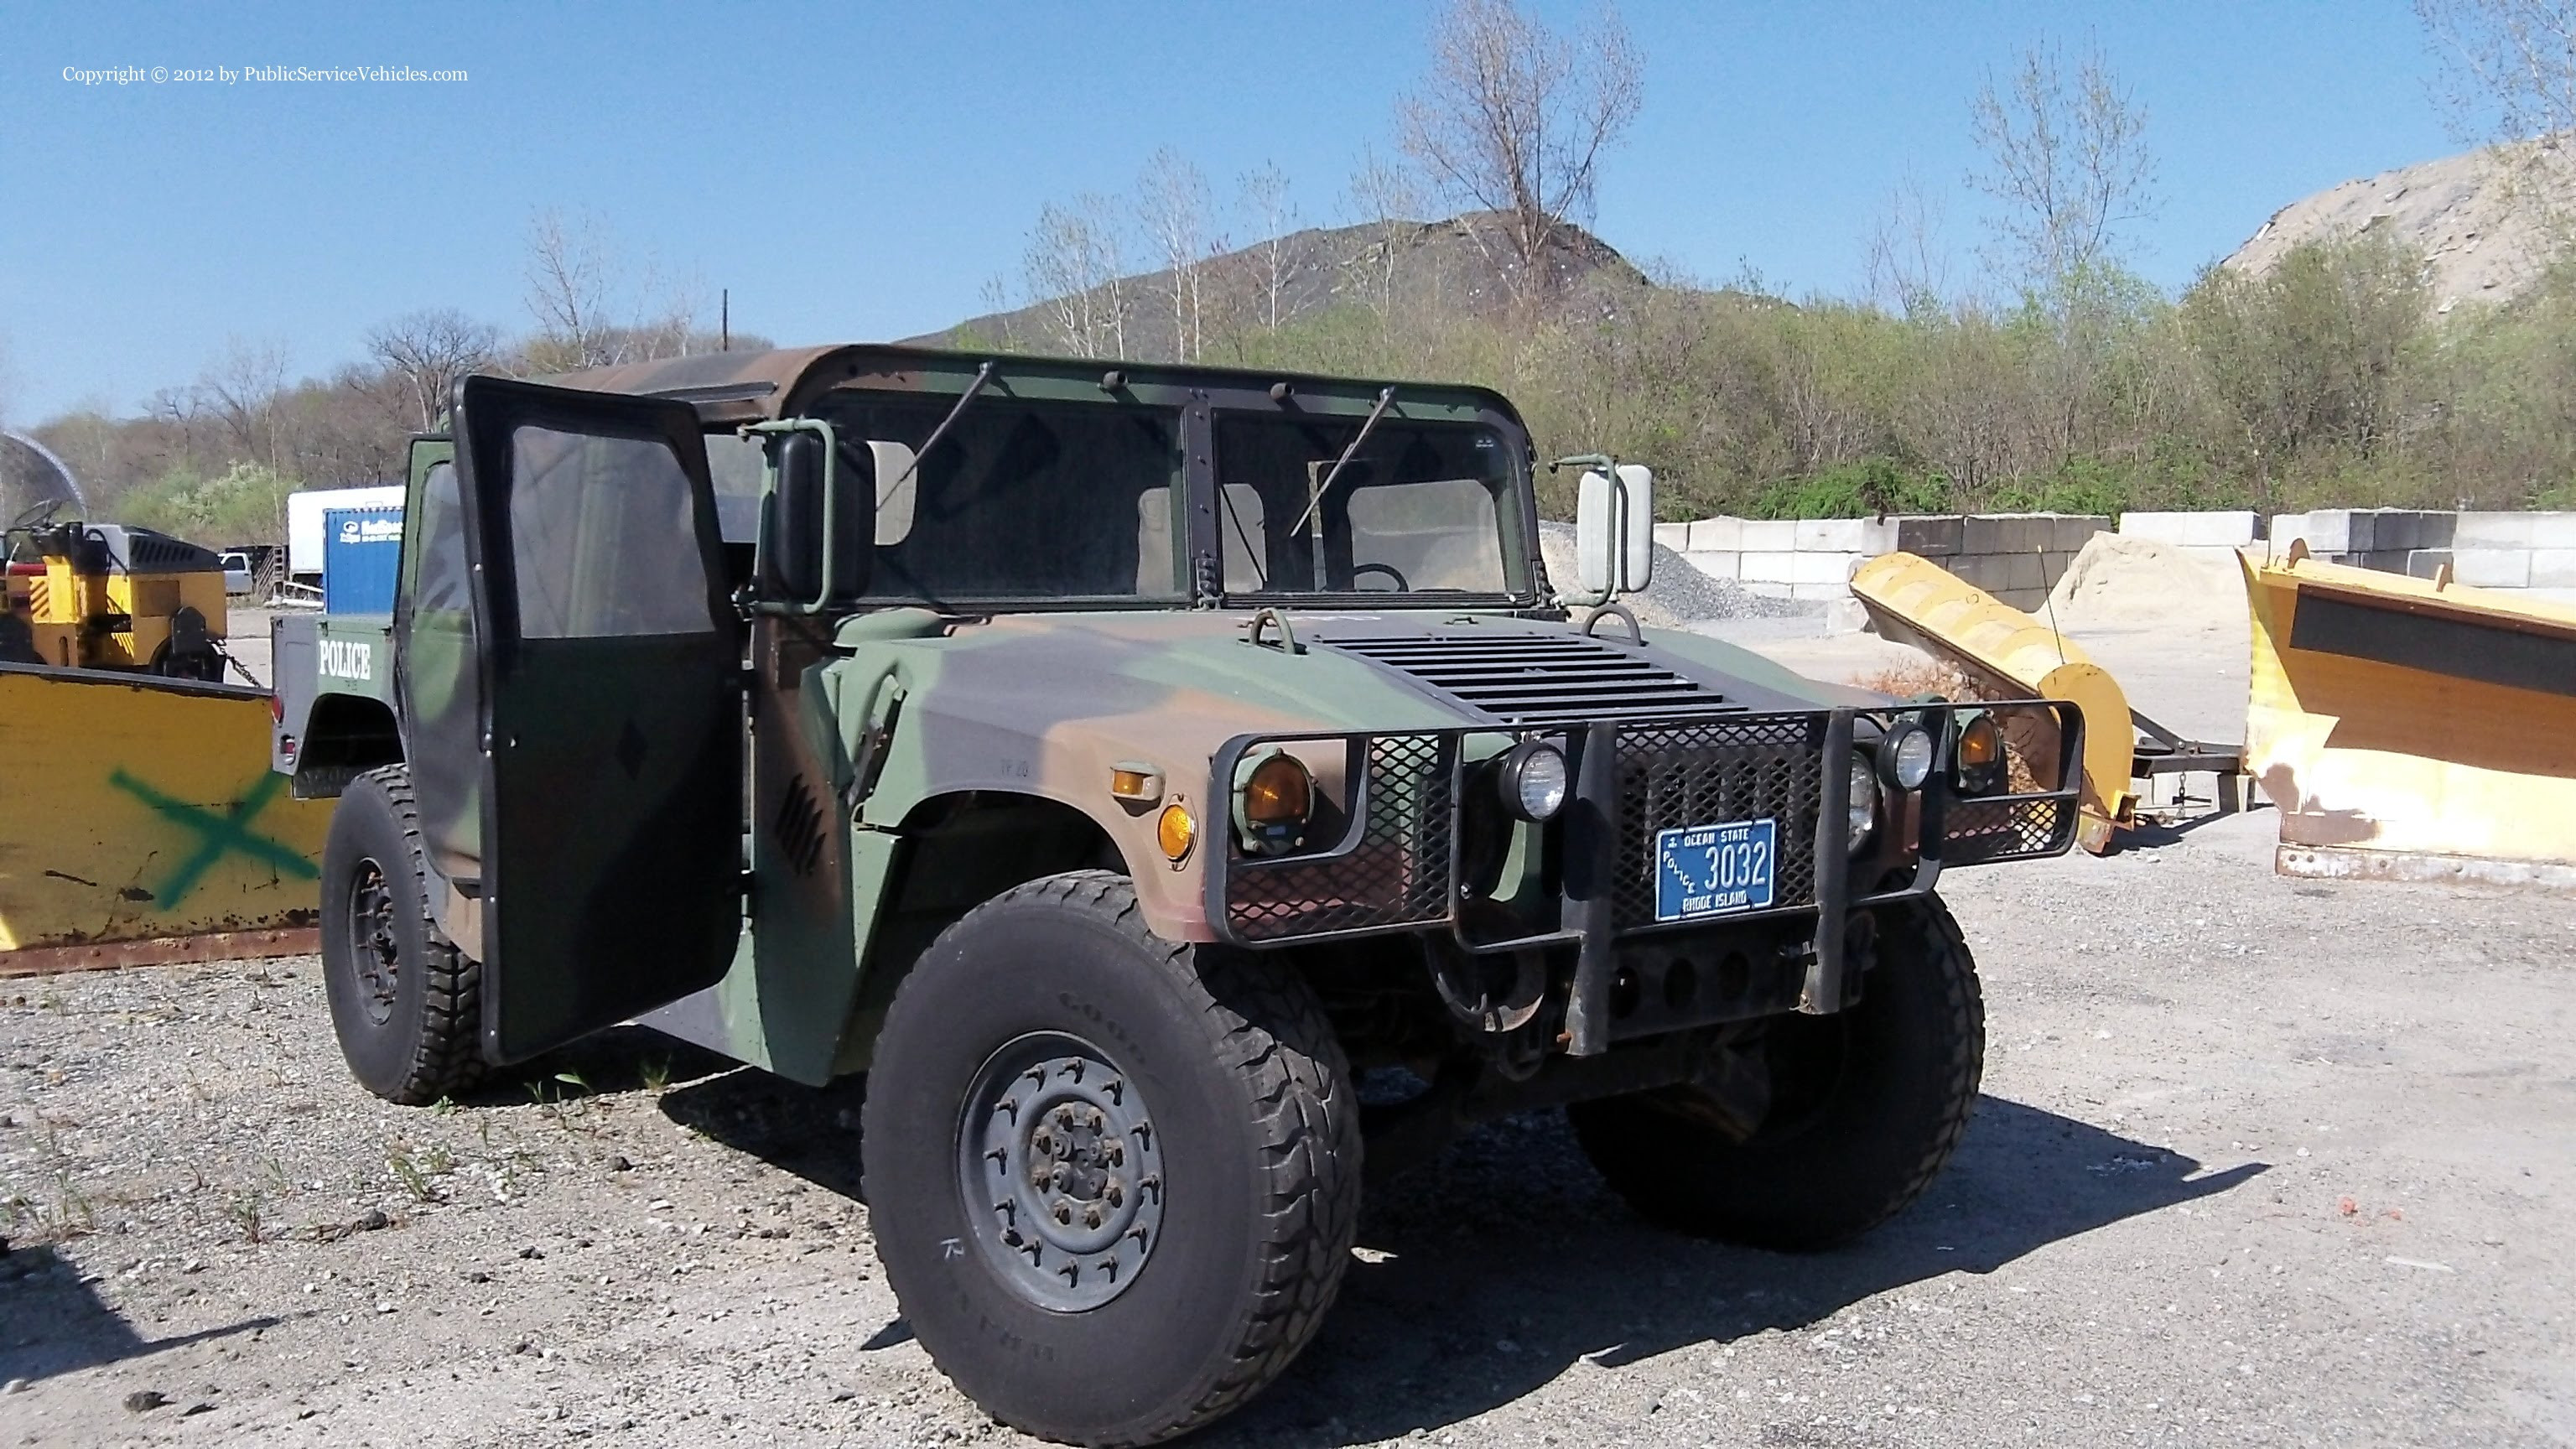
[287,486,405,579]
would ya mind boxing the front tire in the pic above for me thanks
[863,870,1359,1446]
[1570,895,1984,1250]
[319,765,486,1105]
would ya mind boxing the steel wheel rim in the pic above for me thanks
[345,859,400,1027]
[954,1031,1163,1312]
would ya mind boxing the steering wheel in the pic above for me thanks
[1351,562,1410,592]
[6,496,67,533]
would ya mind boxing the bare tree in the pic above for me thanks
[365,308,500,429]
[1966,39,2158,290]
[1345,148,1423,322]
[1137,149,1214,361]
[1024,195,1132,358]
[194,339,291,471]
[522,208,702,371]
[1395,0,1643,302]
[2419,0,2576,139]
[524,209,612,371]
[1863,173,1955,320]
[1239,161,1306,330]
[2417,1,2576,230]
[970,273,1024,350]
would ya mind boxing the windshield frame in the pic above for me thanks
[733,354,1546,615]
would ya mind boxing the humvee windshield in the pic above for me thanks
[786,388,1530,609]
[1211,413,1528,600]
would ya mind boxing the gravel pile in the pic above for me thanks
[1535,522,1814,626]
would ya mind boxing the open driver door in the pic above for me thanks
[449,376,745,1063]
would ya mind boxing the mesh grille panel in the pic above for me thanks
[1224,734,1457,943]
[1944,797,2071,865]
[1613,714,1826,930]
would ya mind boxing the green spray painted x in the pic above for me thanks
[106,768,319,911]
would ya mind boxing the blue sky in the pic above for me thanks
[2,2,2467,423]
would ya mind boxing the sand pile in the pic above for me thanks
[1535,522,1812,626]
[2044,533,2245,630]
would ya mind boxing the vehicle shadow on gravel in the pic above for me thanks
[1208,1094,2267,1446]
[631,1056,2265,1447]
[456,1026,744,1108]
[652,1057,874,1202]
[0,1245,282,1384]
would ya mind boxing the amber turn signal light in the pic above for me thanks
[1157,802,1197,862]
[1955,714,2005,794]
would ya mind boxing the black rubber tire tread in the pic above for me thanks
[320,765,486,1106]
[863,870,1359,1447]
[1569,894,1983,1251]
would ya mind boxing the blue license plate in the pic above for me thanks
[1654,818,1779,922]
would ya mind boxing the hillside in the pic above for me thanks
[2221,139,2573,312]
[912,211,1648,360]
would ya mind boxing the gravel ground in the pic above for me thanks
[1536,524,1814,626]
[4,802,2569,1449]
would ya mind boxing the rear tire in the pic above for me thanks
[1570,895,1983,1250]
[863,870,1359,1446]
[320,765,486,1105]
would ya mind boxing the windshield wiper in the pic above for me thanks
[890,359,997,486]
[1282,386,1397,587]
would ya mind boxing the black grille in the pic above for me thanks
[1224,734,1456,943]
[1322,633,1736,727]
[1945,797,2071,865]
[1612,714,1826,931]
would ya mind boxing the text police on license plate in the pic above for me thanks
[1654,819,1778,921]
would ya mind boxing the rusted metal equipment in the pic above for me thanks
[2243,543,2576,887]
[1850,551,2245,854]
[0,662,329,969]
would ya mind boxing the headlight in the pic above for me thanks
[1495,740,1568,822]
[1955,714,2005,795]
[1847,752,1878,849]
[1880,722,1935,791]
[1233,749,1313,854]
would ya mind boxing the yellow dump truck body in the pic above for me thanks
[2242,548,2576,883]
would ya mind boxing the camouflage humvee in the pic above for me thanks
[271,345,2082,1446]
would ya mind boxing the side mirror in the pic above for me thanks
[1576,463,1655,596]
[761,425,874,609]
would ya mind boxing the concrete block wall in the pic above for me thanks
[2270,509,2576,592]
[1670,512,2109,609]
[1644,506,2576,627]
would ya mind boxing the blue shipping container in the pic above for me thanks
[322,506,403,615]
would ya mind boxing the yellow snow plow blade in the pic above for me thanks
[0,663,329,974]
[2242,547,2576,886]
[1850,552,2137,853]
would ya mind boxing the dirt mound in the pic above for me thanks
[2220,140,2566,315]
[1535,522,1813,626]
[2044,533,2243,630]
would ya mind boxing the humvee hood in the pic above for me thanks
[843,608,1869,786]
